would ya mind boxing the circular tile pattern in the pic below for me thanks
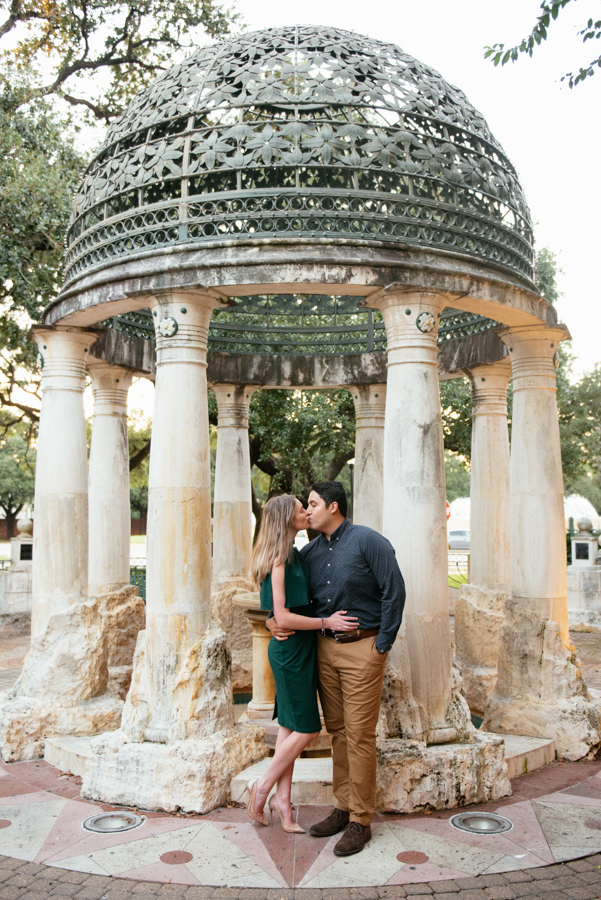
[160,851,194,865]
[0,820,11,829]
[397,851,429,864]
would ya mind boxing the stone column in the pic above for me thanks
[87,361,134,596]
[352,385,386,532]
[370,290,471,744]
[454,360,511,715]
[141,293,221,742]
[211,385,256,584]
[466,361,511,589]
[483,324,600,760]
[80,294,268,812]
[30,326,98,636]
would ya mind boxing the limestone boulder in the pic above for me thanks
[483,598,601,760]
[20,599,108,703]
[95,585,145,667]
[454,584,507,715]
[211,580,253,692]
[0,692,122,762]
[376,732,511,814]
[81,724,269,813]
[122,628,237,744]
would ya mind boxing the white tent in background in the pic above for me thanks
[448,494,600,530]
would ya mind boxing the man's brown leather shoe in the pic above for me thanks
[333,821,372,856]
[309,807,350,837]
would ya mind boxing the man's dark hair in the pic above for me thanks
[311,481,348,517]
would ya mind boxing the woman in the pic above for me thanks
[245,494,357,832]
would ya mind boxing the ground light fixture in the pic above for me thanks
[449,812,513,835]
[82,812,145,833]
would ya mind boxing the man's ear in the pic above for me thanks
[329,501,339,515]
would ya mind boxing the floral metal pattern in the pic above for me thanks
[64,26,534,286]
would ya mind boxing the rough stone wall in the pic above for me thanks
[454,585,507,716]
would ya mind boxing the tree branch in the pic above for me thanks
[129,437,150,472]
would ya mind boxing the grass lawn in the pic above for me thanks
[448,574,468,587]
[130,535,146,543]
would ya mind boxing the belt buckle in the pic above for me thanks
[334,632,343,642]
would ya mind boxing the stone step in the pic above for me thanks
[231,732,556,808]
[496,732,555,779]
[44,730,555,800]
[44,736,93,778]
[231,756,335,806]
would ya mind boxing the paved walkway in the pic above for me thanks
[1,628,601,896]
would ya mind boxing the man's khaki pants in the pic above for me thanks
[316,633,387,826]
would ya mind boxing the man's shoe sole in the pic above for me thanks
[333,840,370,856]
[309,825,346,837]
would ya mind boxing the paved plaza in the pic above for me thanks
[1,626,601,897]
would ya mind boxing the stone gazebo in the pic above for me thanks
[1,25,598,812]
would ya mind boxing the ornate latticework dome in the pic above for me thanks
[64,25,534,286]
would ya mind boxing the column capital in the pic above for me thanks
[465,359,511,418]
[498,324,570,393]
[365,289,448,365]
[31,325,99,394]
[147,291,228,368]
[211,384,257,428]
[352,384,386,427]
[87,360,134,418]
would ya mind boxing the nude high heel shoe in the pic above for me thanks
[269,795,305,834]
[244,779,270,826]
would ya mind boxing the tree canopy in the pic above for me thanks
[485,0,601,87]
[0,79,85,427]
[0,0,238,120]
[0,424,35,534]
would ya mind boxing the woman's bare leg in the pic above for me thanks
[253,728,319,826]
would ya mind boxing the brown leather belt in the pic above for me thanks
[323,628,379,643]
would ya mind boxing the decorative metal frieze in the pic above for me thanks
[104,296,497,356]
[64,26,534,287]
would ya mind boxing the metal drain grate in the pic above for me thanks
[449,812,513,835]
[82,812,144,833]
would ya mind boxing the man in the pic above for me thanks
[267,481,405,856]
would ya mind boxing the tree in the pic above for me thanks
[128,414,151,525]
[209,389,356,534]
[485,0,601,87]
[0,425,35,535]
[1,0,238,121]
[0,77,86,425]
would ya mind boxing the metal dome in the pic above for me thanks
[64,25,534,287]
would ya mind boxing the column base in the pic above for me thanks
[376,732,511,813]
[0,592,136,761]
[81,725,269,813]
[379,645,475,744]
[483,696,601,761]
[454,584,508,716]
[211,579,254,692]
[0,693,123,762]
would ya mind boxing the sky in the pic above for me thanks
[102,0,601,415]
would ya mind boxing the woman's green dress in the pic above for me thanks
[260,548,321,734]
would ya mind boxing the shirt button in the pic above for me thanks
[327,599,330,603]
[327,581,330,584]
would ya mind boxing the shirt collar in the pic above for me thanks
[321,517,350,543]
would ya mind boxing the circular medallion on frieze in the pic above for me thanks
[416,312,436,333]
[158,316,178,337]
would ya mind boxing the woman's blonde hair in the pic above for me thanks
[252,494,297,586]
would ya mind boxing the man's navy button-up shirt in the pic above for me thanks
[300,518,405,652]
